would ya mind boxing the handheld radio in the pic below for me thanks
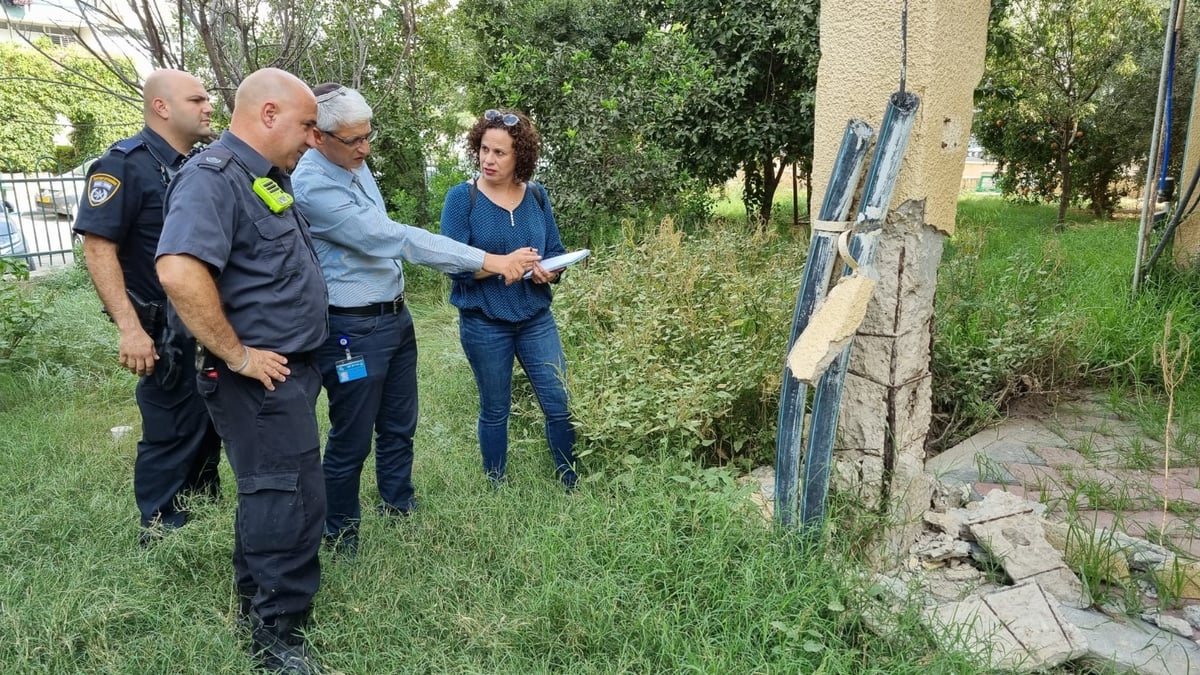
[252,177,294,213]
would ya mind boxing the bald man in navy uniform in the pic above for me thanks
[73,69,221,547]
[157,68,327,674]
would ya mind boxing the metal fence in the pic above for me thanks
[0,155,98,270]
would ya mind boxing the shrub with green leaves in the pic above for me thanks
[0,259,49,364]
[0,40,140,171]
[555,218,803,465]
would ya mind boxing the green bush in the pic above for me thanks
[556,217,803,466]
[932,227,1082,447]
[0,259,42,364]
[0,40,140,171]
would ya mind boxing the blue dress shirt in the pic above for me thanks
[292,149,486,307]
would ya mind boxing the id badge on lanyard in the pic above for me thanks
[335,336,367,383]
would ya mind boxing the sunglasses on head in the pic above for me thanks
[485,109,519,127]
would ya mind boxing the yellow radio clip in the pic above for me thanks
[252,176,294,213]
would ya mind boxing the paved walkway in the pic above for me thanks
[927,392,1200,560]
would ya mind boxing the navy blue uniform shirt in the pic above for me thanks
[73,126,185,303]
[157,131,329,354]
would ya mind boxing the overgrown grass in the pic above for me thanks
[7,191,1192,671]
[933,195,1200,451]
[0,273,980,673]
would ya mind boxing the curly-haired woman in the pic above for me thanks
[440,109,579,490]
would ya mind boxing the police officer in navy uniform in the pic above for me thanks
[73,69,221,546]
[156,68,326,674]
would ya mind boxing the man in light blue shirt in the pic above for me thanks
[293,83,539,555]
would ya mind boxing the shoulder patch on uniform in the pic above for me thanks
[87,173,121,206]
[110,138,145,155]
[197,148,233,171]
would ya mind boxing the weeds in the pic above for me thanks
[1155,312,1191,536]
[0,274,983,674]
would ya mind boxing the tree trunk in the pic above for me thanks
[1056,134,1072,229]
[757,157,787,225]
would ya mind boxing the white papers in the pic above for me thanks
[523,248,590,279]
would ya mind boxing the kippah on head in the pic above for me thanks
[312,82,343,98]
[311,84,372,130]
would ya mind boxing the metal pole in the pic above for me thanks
[1133,0,1182,296]
[774,120,873,528]
[800,91,921,533]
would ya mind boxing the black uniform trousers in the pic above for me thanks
[197,353,326,620]
[134,334,221,529]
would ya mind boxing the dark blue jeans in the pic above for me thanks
[458,307,576,481]
[316,308,419,538]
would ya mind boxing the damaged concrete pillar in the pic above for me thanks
[812,0,990,565]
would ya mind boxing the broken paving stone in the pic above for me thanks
[944,562,985,582]
[1059,605,1200,675]
[970,514,1062,580]
[971,514,1091,607]
[1133,549,1178,571]
[1141,612,1195,639]
[923,510,966,538]
[985,582,1089,666]
[1104,529,1174,571]
[926,489,1039,540]
[923,571,991,603]
[932,488,1042,539]
[1026,567,1090,609]
[1185,604,1200,630]
[926,582,1087,673]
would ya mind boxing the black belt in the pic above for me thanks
[329,294,405,317]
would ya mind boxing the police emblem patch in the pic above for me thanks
[87,173,121,206]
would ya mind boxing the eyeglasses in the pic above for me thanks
[485,109,519,127]
[323,128,378,147]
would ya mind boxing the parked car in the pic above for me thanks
[35,159,94,219]
[0,201,36,271]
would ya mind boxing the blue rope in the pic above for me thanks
[1159,24,1180,193]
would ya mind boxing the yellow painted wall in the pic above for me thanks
[812,1,991,235]
[1174,56,1200,267]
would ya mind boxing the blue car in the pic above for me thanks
[0,201,36,271]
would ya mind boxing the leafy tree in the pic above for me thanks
[975,0,1161,224]
[652,0,820,225]
[458,0,819,235]
[0,40,141,171]
[458,0,713,244]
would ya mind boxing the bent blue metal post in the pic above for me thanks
[774,119,873,528]
[799,91,921,533]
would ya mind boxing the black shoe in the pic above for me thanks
[137,520,179,548]
[322,530,359,558]
[377,501,416,521]
[137,528,161,548]
[251,612,323,674]
[235,586,255,630]
[559,469,579,493]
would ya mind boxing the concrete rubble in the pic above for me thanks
[752,459,1199,670]
[874,486,1200,673]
